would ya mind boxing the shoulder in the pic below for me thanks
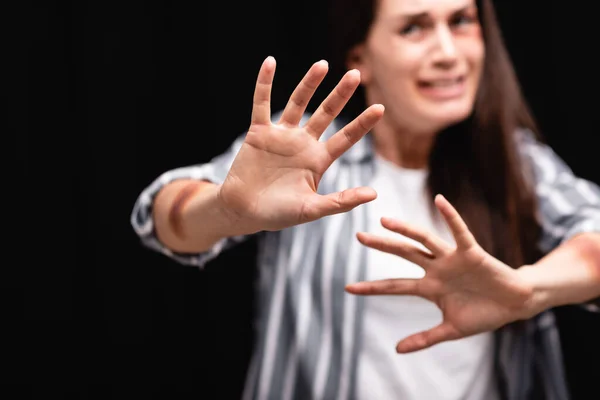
[514,127,574,184]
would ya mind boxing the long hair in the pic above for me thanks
[327,0,542,267]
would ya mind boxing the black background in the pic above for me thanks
[15,0,600,398]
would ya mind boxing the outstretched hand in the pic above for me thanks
[219,56,385,233]
[346,194,536,353]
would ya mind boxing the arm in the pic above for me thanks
[519,129,600,311]
[131,56,385,267]
[130,145,250,267]
[519,232,600,313]
[153,179,243,253]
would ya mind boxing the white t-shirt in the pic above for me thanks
[356,154,500,400]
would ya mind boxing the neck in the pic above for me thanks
[371,119,436,170]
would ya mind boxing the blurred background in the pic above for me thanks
[13,0,600,398]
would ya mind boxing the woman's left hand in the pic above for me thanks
[345,194,537,353]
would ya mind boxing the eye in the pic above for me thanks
[451,14,477,27]
[400,23,422,36]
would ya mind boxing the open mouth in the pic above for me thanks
[418,76,465,88]
[417,76,466,99]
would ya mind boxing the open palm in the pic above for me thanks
[346,194,535,353]
[219,56,384,233]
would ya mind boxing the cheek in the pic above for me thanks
[399,46,430,72]
[387,50,427,90]
[370,50,419,92]
[461,36,485,70]
[472,44,485,70]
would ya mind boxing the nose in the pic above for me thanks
[432,25,458,67]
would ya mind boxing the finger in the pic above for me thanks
[303,69,362,139]
[356,231,434,267]
[434,194,476,250]
[278,60,329,127]
[251,56,276,126]
[396,322,461,353]
[380,217,450,256]
[300,187,377,221]
[345,278,421,296]
[325,104,385,161]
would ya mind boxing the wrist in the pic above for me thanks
[178,181,246,242]
[213,183,250,235]
[515,265,553,319]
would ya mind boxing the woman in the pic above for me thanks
[131,0,600,398]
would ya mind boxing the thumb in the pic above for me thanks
[303,187,377,221]
[396,322,461,353]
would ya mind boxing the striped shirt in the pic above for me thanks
[131,113,600,400]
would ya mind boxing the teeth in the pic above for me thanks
[429,79,459,87]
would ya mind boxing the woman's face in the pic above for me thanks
[350,0,485,134]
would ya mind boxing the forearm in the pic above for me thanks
[153,179,244,253]
[518,232,600,315]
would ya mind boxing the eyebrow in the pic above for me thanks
[397,5,474,20]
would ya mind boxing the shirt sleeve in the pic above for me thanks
[130,133,250,268]
[519,130,600,312]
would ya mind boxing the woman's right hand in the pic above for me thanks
[218,56,385,233]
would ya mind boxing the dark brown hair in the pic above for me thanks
[327,0,542,267]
